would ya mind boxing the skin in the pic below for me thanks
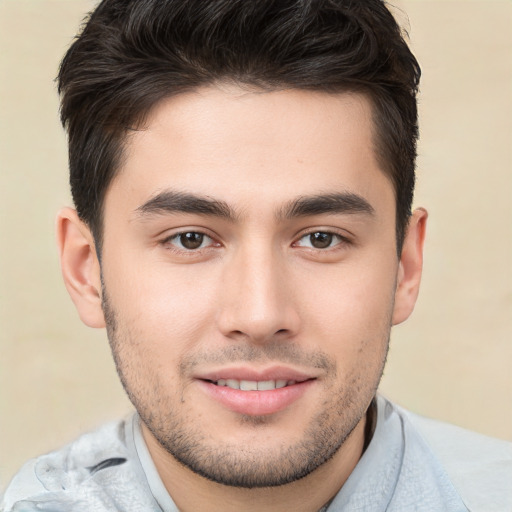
[57,86,427,512]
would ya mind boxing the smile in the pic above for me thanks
[198,374,315,416]
[212,379,297,391]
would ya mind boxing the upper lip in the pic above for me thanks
[194,365,318,383]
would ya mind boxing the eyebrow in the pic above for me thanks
[134,190,374,222]
[135,191,238,221]
[278,192,375,220]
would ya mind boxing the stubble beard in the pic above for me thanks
[102,290,389,489]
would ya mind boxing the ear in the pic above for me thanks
[392,208,428,325]
[56,207,105,328]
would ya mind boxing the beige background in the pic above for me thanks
[0,0,511,489]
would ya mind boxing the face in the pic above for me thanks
[97,87,406,487]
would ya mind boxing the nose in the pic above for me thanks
[216,243,301,344]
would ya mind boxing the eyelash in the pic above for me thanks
[161,228,352,256]
[293,230,351,250]
[162,231,219,253]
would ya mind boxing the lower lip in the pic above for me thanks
[198,380,315,416]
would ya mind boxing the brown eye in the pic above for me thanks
[295,231,344,250]
[167,232,212,250]
[309,232,333,249]
[179,232,204,249]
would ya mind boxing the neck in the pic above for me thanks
[142,414,368,512]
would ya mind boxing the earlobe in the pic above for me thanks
[56,207,105,328]
[392,208,428,326]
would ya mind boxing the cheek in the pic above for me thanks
[104,258,222,356]
[298,259,396,358]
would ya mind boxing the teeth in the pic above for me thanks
[240,380,258,391]
[226,379,240,390]
[257,380,275,391]
[215,379,297,390]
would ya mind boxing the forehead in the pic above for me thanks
[107,86,394,219]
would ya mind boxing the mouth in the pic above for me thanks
[206,378,301,391]
[195,370,316,416]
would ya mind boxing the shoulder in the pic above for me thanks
[1,416,159,512]
[396,401,512,512]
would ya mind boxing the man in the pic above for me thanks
[2,0,511,511]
